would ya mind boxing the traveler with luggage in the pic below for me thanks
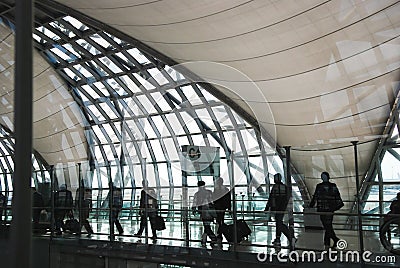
[265,173,295,247]
[309,171,343,249]
[212,177,231,241]
[75,185,94,236]
[54,184,73,235]
[134,180,159,240]
[107,182,124,235]
[192,180,218,248]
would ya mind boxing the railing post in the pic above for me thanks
[284,146,295,251]
[352,141,365,263]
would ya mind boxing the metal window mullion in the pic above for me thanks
[82,61,106,80]
[46,22,77,44]
[89,129,109,165]
[64,63,87,81]
[97,123,119,159]
[388,148,400,161]
[82,83,108,98]
[163,92,195,146]
[97,31,124,51]
[193,84,230,153]
[32,29,58,45]
[175,87,211,147]
[91,57,118,77]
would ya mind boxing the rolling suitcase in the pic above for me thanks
[220,219,251,243]
[65,218,80,233]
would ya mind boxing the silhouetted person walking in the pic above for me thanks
[54,184,73,235]
[265,173,294,246]
[213,177,231,240]
[107,183,124,235]
[135,180,159,240]
[309,172,342,249]
[192,181,217,248]
[75,186,94,236]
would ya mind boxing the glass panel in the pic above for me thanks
[127,48,150,65]
[381,151,400,181]
[120,75,141,93]
[49,21,76,38]
[136,95,156,114]
[37,26,60,41]
[106,78,128,96]
[81,84,101,99]
[164,65,185,81]
[150,139,165,162]
[76,39,101,55]
[99,57,123,73]
[133,73,155,90]
[63,16,89,31]
[148,68,168,86]
[93,81,110,96]
[90,33,112,49]
[150,92,171,111]
[99,102,119,120]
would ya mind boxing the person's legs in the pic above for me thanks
[82,208,93,235]
[274,213,284,240]
[54,210,65,234]
[320,214,338,247]
[275,213,292,241]
[136,213,147,235]
[320,214,330,246]
[326,214,339,245]
[215,209,225,239]
[112,209,123,234]
[203,220,217,244]
[149,214,157,238]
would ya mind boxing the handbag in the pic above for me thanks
[332,198,344,211]
[154,215,166,231]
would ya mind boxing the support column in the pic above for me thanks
[11,0,34,267]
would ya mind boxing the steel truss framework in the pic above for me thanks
[0,2,307,214]
[360,94,400,216]
[0,124,50,202]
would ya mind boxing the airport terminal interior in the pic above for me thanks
[0,0,400,267]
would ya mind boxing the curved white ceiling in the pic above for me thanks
[0,23,87,165]
[51,0,400,204]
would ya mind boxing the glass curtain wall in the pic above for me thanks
[0,10,307,250]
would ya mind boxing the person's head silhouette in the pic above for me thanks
[197,180,205,188]
[216,177,223,186]
[274,173,282,184]
[321,172,330,182]
[397,192,400,200]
